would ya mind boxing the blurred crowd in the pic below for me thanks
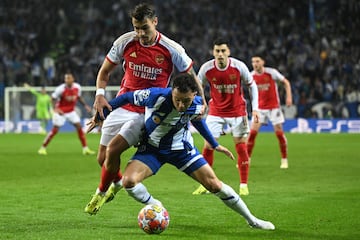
[1,0,360,119]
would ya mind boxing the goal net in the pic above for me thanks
[2,86,120,133]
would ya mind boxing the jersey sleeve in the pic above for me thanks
[269,68,285,81]
[29,88,41,98]
[103,88,170,118]
[74,83,82,96]
[106,32,136,65]
[191,119,219,149]
[51,85,63,99]
[160,34,193,72]
[237,60,253,85]
[197,64,207,85]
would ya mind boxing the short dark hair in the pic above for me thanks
[213,38,229,47]
[172,73,198,93]
[130,3,156,21]
[252,53,265,60]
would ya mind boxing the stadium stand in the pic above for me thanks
[0,0,359,118]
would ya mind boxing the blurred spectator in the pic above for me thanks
[0,0,359,119]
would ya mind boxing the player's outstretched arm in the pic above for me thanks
[94,59,115,119]
[187,68,208,115]
[215,145,235,160]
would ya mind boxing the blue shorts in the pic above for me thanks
[131,145,207,175]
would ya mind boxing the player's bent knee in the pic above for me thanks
[204,179,222,193]
[122,176,137,189]
[97,148,106,166]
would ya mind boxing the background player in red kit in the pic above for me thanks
[247,54,292,169]
[38,72,95,155]
[85,3,205,215]
[192,39,259,196]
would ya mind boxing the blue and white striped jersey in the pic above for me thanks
[104,87,218,153]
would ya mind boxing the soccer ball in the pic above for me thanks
[138,204,170,234]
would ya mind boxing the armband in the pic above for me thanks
[95,88,105,96]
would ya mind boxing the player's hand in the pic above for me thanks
[286,97,292,107]
[86,115,102,133]
[93,95,112,120]
[252,110,260,124]
[215,145,235,160]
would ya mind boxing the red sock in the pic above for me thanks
[77,128,87,147]
[113,171,123,183]
[202,148,214,167]
[275,130,287,158]
[42,127,59,147]
[236,142,250,184]
[99,165,118,192]
[247,129,258,157]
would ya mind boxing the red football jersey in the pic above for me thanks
[52,83,81,113]
[106,31,193,113]
[198,57,253,117]
[251,67,285,110]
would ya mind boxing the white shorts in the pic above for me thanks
[206,115,250,138]
[52,111,80,127]
[256,108,285,125]
[100,107,144,147]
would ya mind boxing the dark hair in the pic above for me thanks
[172,73,198,93]
[130,3,156,21]
[252,53,265,60]
[213,38,229,47]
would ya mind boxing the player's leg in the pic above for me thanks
[98,109,143,185]
[37,110,48,134]
[96,136,123,203]
[234,138,250,195]
[270,109,288,169]
[190,164,274,230]
[192,140,214,195]
[247,111,265,158]
[85,111,144,214]
[38,112,63,155]
[192,115,222,195]
[122,155,162,206]
[274,124,288,168]
[231,116,251,195]
[84,134,131,215]
[68,111,95,155]
[102,114,144,192]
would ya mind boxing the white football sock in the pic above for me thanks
[215,182,256,224]
[126,183,162,206]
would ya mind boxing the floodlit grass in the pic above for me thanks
[0,132,359,239]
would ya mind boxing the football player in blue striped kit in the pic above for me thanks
[87,73,275,230]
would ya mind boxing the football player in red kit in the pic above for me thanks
[192,39,259,196]
[247,54,292,169]
[38,72,95,155]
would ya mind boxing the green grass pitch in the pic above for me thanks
[0,132,359,239]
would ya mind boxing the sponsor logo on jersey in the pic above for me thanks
[129,62,163,80]
[213,84,237,94]
[130,52,137,58]
[257,83,270,91]
[155,54,165,64]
